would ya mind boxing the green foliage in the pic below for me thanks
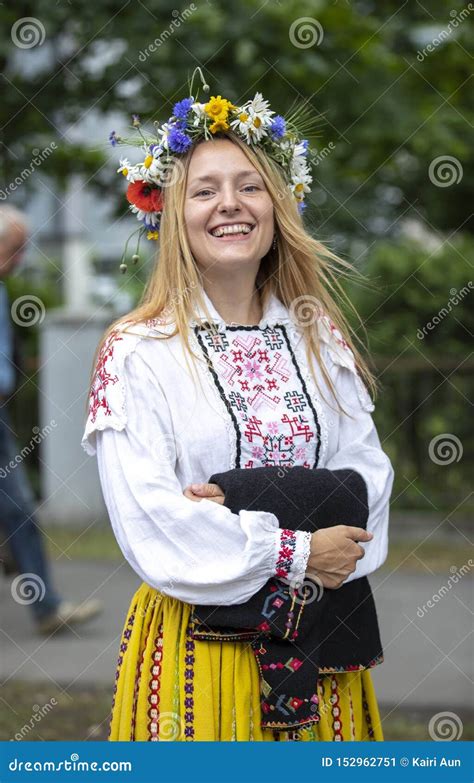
[347,237,473,511]
[348,235,473,358]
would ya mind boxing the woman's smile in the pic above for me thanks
[208,222,256,241]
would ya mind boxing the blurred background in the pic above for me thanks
[0,0,472,742]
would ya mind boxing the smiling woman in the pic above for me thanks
[82,85,393,741]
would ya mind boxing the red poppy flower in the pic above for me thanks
[126,181,163,212]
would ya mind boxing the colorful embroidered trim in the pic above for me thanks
[330,674,344,741]
[275,528,298,580]
[109,606,136,738]
[184,621,196,740]
[147,623,164,741]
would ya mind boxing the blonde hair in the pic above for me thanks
[87,132,378,418]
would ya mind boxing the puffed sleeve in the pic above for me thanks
[321,338,395,583]
[81,328,311,605]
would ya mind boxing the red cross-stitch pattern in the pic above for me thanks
[323,316,350,352]
[202,326,318,469]
[88,328,124,424]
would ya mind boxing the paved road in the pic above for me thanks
[1,558,472,710]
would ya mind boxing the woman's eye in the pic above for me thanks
[194,185,259,197]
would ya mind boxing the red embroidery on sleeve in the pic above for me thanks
[323,316,350,351]
[275,528,297,579]
[88,328,124,423]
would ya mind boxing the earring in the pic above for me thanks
[272,233,277,251]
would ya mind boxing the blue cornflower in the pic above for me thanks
[109,130,118,147]
[168,125,193,153]
[173,97,194,122]
[297,200,307,214]
[270,115,286,140]
[301,139,309,154]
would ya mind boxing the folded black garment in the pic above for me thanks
[190,467,383,732]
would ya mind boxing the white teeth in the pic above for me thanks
[211,223,253,237]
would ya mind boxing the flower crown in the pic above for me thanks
[110,68,317,272]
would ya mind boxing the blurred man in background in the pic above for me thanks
[0,205,102,635]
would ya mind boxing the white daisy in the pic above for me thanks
[117,159,143,183]
[291,173,312,199]
[137,146,167,184]
[231,110,270,144]
[117,157,131,174]
[230,109,252,136]
[246,92,274,120]
[293,140,309,158]
[191,102,206,127]
[128,205,161,226]
[155,121,175,151]
[290,151,312,179]
[230,92,275,143]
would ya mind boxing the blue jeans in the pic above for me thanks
[0,403,61,620]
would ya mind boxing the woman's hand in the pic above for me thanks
[183,482,225,505]
[306,526,373,590]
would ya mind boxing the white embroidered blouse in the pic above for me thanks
[81,288,394,606]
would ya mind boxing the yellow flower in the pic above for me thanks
[147,230,160,240]
[209,118,230,134]
[204,95,236,121]
[143,155,153,169]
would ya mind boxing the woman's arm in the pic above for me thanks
[187,469,372,589]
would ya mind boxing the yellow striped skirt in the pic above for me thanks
[109,582,384,741]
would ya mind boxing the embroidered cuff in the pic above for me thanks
[273,528,312,585]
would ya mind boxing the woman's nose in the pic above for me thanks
[216,185,241,212]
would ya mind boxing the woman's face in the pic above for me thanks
[183,139,274,275]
